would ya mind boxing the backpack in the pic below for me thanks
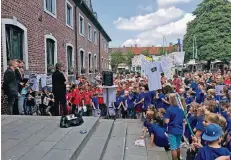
[60,113,84,128]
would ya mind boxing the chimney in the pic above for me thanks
[135,44,137,47]
[169,43,173,47]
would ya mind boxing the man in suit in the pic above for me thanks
[52,62,68,116]
[3,60,19,115]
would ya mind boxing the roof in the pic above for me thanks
[75,0,112,42]
[109,45,176,55]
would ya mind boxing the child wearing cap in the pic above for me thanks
[195,124,230,160]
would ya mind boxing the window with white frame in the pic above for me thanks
[80,50,85,74]
[79,14,84,35]
[89,53,92,73]
[93,29,97,44]
[5,25,24,63]
[88,24,92,41]
[67,46,73,74]
[94,54,97,72]
[66,1,73,28]
[46,39,55,73]
[44,0,56,17]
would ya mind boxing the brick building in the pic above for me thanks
[1,0,111,114]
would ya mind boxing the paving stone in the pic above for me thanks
[11,120,53,140]
[1,139,22,153]
[110,122,126,138]
[77,137,107,160]
[147,151,168,160]
[77,120,113,160]
[92,121,114,137]
[45,128,72,142]
[41,149,73,160]
[103,122,126,160]
[103,137,124,160]
[19,141,57,160]
[127,124,142,135]
[54,129,88,150]
[125,155,147,160]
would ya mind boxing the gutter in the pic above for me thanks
[75,5,78,75]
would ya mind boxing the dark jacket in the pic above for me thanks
[15,68,23,93]
[52,70,66,96]
[3,67,18,97]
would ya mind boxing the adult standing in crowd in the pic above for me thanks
[14,59,24,114]
[52,62,68,116]
[3,60,19,115]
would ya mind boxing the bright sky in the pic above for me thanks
[92,0,204,47]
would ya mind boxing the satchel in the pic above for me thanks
[60,113,84,128]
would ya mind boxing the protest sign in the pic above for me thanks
[46,76,52,85]
[215,85,224,96]
[161,56,173,80]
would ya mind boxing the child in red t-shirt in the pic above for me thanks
[83,89,93,116]
[70,84,80,114]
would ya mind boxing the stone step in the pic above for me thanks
[76,119,114,160]
[1,116,99,160]
[102,121,127,160]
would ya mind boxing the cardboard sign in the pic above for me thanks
[46,76,52,85]
[215,85,224,96]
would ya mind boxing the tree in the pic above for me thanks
[141,48,150,57]
[124,50,134,70]
[183,0,231,66]
[158,47,168,55]
[110,51,126,72]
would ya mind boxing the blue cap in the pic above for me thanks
[202,124,222,142]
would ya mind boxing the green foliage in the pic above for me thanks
[183,0,231,63]
[141,48,150,57]
[158,47,168,55]
[124,50,134,66]
[110,51,126,72]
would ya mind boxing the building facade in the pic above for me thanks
[1,0,111,113]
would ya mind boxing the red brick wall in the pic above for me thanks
[1,0,110,114]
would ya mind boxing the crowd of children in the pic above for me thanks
[135,70,231,160]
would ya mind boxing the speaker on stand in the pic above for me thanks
[102,71,113,86]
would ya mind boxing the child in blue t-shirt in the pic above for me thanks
[164,93,185,160]
[114,90,124,118]
[195,83,205,104]
[185,91,194,113]
[195,124,230,160]
[91,93,99,116]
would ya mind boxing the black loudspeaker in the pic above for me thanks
[102,71,113,86]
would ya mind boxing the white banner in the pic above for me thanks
[161,56,173,80]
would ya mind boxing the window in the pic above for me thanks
[46,39,55,73]
[44,0,56,17]
[101,57,104,69]
[66,1,73,28]
[67,46,73,74]
[80,50,85,74]
[5,25,24,63]
[89,53,92,73]
[104,41,106,51]
[94,54,97,72]
[93,29,97,44]
[88,24,92,41]
[79,14,84,36]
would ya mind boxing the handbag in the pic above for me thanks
[60,113,84,128]
[186,148,197,160]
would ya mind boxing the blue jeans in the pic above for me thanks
[26,105,32,115]
[128,108,135,118]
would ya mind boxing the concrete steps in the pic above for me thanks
[76,119,114,160]
[102,121,127,160]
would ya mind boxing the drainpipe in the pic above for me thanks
[75,6,78,76]
[99,32,101,73]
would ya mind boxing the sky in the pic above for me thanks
[92,0,204,47]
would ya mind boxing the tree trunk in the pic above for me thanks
[207,60,211,71]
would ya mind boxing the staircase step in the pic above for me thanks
[102,121,127,160]
[76,120,114,160]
